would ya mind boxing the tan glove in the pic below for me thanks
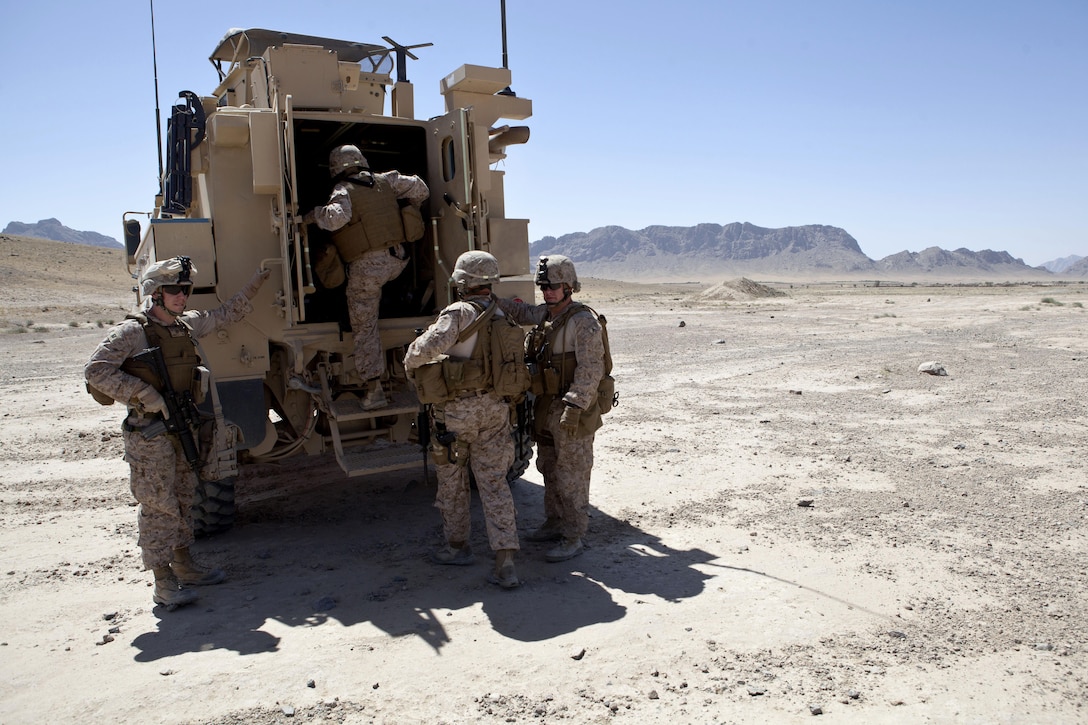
[136,385,170,420]
[559,404,580,435]
[243,267,272,300]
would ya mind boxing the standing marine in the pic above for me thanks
[496,255,608,562]
[85,256,270,609]
[403,251,523,589]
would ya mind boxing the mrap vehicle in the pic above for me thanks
[122,27,536,532]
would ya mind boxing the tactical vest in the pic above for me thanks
[330,177,406,262]
[412,299,531,404]
[122,313,202,398]
[528,302,616,416]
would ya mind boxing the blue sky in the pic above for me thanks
[1,1,1084,266]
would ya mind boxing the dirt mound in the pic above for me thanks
[698,277,787,300]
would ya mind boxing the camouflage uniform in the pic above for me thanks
[497,298,606,542]
[84,291,255,570]
[403,296,519,552]
[312,170,428,380]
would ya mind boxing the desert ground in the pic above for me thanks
[1,235,1086,724]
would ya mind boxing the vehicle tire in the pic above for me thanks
[192,476,237,537]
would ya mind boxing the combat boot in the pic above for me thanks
[152,567,199,610]
[488,549,520,589]
[361,379,387,411]
[525,517,563,542]
[545,537,584,563]
[430,540,475,566]
[171,547,227,586]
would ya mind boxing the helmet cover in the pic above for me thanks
[140,256,197,297]
[451,251,500,290]
[535,254,580,293]
[329,144,369,178]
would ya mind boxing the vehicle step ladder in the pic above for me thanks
[318,365,426,478]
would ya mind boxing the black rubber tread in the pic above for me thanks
[192,476,237,537]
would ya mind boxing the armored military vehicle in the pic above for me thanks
[123,27,536,533]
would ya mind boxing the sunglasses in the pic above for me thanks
[161,285,192,296]
[539,283,564,291]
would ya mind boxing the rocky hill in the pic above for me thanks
[1062,256,1088,277]
[1041,254,1084,274]
[531,223,1065,282]
[3,218,121,249]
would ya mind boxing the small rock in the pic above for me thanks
[96,634,114,646]
[847,689,860,700]
[648,690,659,700]
[809,704,823,715]
[102,612,117,621]
[678,320,686,327]
[788,389,802,395]
[797,499,814,508]
[748,686,766,696]
[159,669,175,676]
[570,647,586,661]
[918,361,947,376]
[888,630,907,639]
[307,679,316,688]
[313,596,337,611]
[281,705,295,716]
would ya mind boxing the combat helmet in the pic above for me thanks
[140,256,197,297]
[536,254,580,293]
[328,144,369,177]
[451,251,500,292]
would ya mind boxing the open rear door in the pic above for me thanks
[426,108,480,308]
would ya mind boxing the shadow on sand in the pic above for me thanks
[131,467,717,661]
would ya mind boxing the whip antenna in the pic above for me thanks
[150,0,164,193]
[498,0,515,96]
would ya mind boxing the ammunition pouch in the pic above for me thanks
[411,359,450,404]
[597,374,617,415]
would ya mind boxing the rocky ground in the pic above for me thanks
[1,236,1086,724]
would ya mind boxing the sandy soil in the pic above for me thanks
[1,236,1087,724]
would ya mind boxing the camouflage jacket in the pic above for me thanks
[84,292,254,409]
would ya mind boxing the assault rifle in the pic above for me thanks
[132,346,202,471]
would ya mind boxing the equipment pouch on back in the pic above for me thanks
[400,204,425,242]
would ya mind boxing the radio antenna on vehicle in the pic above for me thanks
[498,0,516,96]
[149,0,164,194]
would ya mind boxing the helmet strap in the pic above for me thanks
[152,292,184,318]
[545,287,573,308]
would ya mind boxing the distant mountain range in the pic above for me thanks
[531,223,1088,281]
[4,218,1084,281]
[3,219,122,249]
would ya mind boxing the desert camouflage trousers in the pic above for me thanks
[346,247,409,380]
[433,393,519,551]
[123,425,197,569]
[535,398,596,540]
